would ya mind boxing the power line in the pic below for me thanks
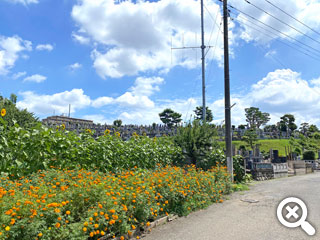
[207,19,223,82]
[264,0,320,37]
[229,11,320,61]
[228,3,320,56]
[242,0,320,45]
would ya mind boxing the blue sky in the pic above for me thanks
[1,0,320,126]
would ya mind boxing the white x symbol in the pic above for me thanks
[286,205,299,219]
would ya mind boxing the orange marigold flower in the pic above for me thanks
[38,233,43,237]
[83,227,87,232]
[66,210,70,215]
[55,223,61,228]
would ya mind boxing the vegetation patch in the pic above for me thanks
[0,165,231,240]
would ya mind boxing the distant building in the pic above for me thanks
[42,115,93,129]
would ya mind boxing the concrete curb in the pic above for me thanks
[100,214,179,240]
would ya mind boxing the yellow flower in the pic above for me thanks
[38,233,43,237]
[86,129,92,134]
[5,226,10,231]
[104,129,110,135]
[1,108,6,117]
[61,124,66,130]
[94,224,99,229]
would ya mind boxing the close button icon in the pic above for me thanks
[277,197,316,236]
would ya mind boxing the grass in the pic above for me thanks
[232,183,250,192]
[218,139,291,156]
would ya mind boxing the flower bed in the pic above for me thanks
[0,165,231,240]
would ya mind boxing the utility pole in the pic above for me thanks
[68,104,71,118]
[223,0,233,181]
[200,0,206,122]
[171,0,211,122]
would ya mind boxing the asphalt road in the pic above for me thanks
[143,172,320,240]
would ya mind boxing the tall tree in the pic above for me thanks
[245,107,270,129]
[279,114,297,137]
[159,108,182,128]
[299,122,309,136]
[10,93,17,104]
[193,106,213,123]
[0,94,38,127]
[242,128,258,150]
[113,119,122,127]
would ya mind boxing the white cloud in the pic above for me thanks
[92,96,113,108]
[36,44,53,51]
[230,0,320,44]
[210,69,320,126]
[17,89,91,116]
[265,50,276,58]
[91,76,164,109]
[82,114,113,124]
[68,62,82,71]
[23,74,47,83]
[12,71,26,79]
[71,0,230,78]
[72,32,90,45]
[310,77,320,86]
[6,0,38,5]
[0,35,32,75]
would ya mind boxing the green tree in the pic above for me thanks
[299,122,309,136]
[10,93,17,104]
[159,108,182,127]
[174,120,221,169]
[242,128,258,150]
[193,106,213,123]
[279,114,297,137]
[113,119,122,127]
[0,94,38,127]
[238,124,246,130]
[245,107,270,129]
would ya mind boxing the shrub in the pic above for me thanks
[233,155,246,183]
[174,120,218,170]
[0,166,231,240]
[0,120,182,178]
[303,150,316,160]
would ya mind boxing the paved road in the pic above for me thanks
[143,172,320,240]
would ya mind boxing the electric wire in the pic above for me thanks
[264,0,320,37]
[242,0,320,45]
[229,11,320,62]
[228,3,320,56]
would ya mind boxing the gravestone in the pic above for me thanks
[272,150,279,163]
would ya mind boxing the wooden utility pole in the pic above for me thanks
[223,0,233,181]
